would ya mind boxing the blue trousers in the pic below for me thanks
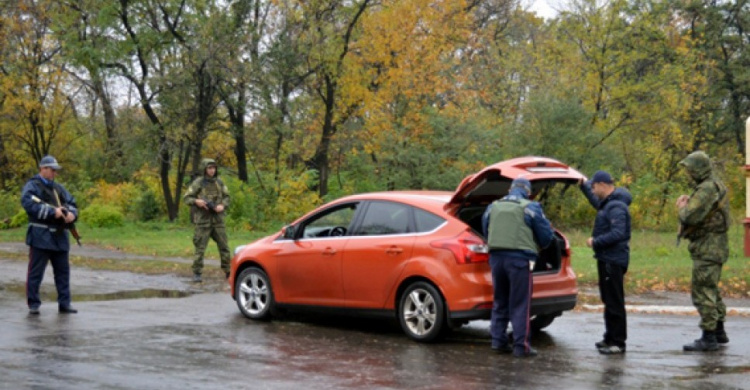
[26,247,71,309]
[489,253,533,354]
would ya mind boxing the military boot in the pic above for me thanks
[683,330,719,352]
[715,321,729,344]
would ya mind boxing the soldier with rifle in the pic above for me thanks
[21,155,80,315]
[676,151,731,352]
[184,158,231,282]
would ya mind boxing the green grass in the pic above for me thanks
[1,222,748,297]
[0,221,270,258]
[568,225,749,298]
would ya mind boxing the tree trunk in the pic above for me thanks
[309,75,337,197]
[91,71,123,178]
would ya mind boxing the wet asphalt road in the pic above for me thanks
[1,257,749,390]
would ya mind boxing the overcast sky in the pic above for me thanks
[525,0,561,19]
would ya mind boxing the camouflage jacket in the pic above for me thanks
[183,176,230,226]
[678,175,730,263]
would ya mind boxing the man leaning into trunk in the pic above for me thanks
[579,170,632,355]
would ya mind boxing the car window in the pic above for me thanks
[414,208,445,233]
[300,203,357,238]
[356,201,411,236]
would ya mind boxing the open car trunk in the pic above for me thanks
[448,156,586,274]
[455,204,567,273]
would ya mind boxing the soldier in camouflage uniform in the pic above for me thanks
[184,159,231,282]
[676,151,730,352]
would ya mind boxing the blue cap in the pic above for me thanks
[591,170,613,184]
[510,177,532,195]
[39,155,61,170]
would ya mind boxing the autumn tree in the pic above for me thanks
[0,0,78,176]
[297,0,373,197]
[674,0,750,155]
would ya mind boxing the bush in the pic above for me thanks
[135,190,162,222]
[9,209,28,228]
[83,204,125,228]
[0,190,19,221]
[84,180,140,216]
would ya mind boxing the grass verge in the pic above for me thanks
[1,222,748,298]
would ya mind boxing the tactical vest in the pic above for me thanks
[487,198,537,252]
[198,178,223,204]
[689,178,731,238]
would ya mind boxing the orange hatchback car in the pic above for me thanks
[229,156,586,342]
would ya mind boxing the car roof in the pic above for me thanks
[333,191,453,214]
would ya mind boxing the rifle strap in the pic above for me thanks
[53,189,62,208]
[32,178,61,207]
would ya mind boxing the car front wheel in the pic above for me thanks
[398,282,445,342]
[235,267,275,320]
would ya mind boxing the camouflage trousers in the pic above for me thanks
[691,259,726,331]
[192,224,231,275]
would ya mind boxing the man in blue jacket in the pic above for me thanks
[483,177,553,358]
[21,156,79,315]
[580,171,632,354]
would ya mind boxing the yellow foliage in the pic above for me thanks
[85,180,140,214]
[274,171,322,222]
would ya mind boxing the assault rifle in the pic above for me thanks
[30,195,82,246]
[200,198,220,213]
[676,223,695,247]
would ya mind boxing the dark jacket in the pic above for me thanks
[580,183,632,268]
[21,174,79,251]
[481,187,554,261]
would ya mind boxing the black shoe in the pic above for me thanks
[513,347,538,358]
[595,340,608,349]
[715,321,729,344]
[683,331,719,352]
[192,274,202,283]
[598,345,626,355]
[29,308,40,315]
[59,306,78,314]
[491,344,513,354]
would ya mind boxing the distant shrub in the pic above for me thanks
[85,180,140,216]
[1,209,27,230]
[83,204,124,228]
[135,190,162,222]
[9,209,28,228]
[0,190,18,221]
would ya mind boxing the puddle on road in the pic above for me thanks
[75,289,193,301]
[1,283,192,301]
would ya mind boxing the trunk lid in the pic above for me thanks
[448,156,586,207]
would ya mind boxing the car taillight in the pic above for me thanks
[430,230,489,264]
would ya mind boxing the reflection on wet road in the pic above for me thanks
[0,259,748,389]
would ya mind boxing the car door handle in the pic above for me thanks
[322,247,337,256]
[386,246,403,255]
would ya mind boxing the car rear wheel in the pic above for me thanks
[398,282,445,342]
[530,312,559,332]
[235,267,275,320]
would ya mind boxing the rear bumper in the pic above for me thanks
[450,293,577,321]
[530,293,577,316]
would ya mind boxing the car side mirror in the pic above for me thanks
[282,225,296,240]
